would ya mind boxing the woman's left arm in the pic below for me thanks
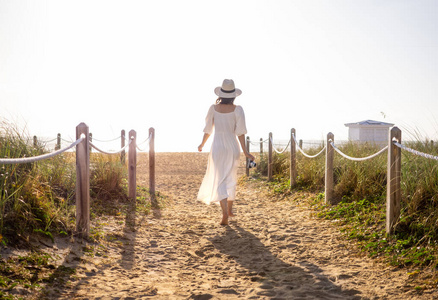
[238,135,255,161]
[198,133,210,152]
[199,105,215,152]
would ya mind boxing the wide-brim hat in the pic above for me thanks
[214,79,242,98]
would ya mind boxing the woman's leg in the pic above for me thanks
[219,199,228,225]
[227,200,235,217]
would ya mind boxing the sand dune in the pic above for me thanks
[16,153,437,299]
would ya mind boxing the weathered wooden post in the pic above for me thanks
[89,133,93,153]
[246,136,250,176]
[75,123,90,237]
[56,133,61,150]
[268,132,273,181]
[325,132,334,204]
[149,127,156,206]
[128,130,137,200]
[260,138,263,155]
[387,126,402,234]
[299,139,303,150]
[290,128,297,187]
[33,136,37,148]
[121,130,126,164]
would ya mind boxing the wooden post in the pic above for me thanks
[56,133,61,150]
[325,132,334,204]
[128,130,137,200]
[121,130,126,164]
[260,138,263,155]
[290,128,297,187]
[268,132,273,181]
[246,136,250,176]
[33,136,37,148]
[299,139,303,150]
[149,127,156,206]
[75,123,90,237]
[89,133,93,153]
[387,126,402,234]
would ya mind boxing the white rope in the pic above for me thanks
[92,136,122,143]
[0,135,85,165]
[249,138,269,146]
[299,146,326,158]
[394,141,438,161]
[329,141,388,161]
[136,144,150,153]
[136,132,152,152]
[61,138,74,143]
[90,137,133,155]
[40,137,58,143]
[292,133,326,158]
[269,136,291,154]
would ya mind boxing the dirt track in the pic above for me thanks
[35,153,436,299]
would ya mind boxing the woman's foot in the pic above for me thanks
[227,201,235,217]
[220,217,229,225]
[220,199,229,225]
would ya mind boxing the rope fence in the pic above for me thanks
[0,135,85,165]
[61,138,73,143]
[136,132,153,152]
[90,136,134,155]
[246,126,438,234]
[6,121,438,237]
[92,136,122,143]
[269,136,291,154]
[292,133,326,159]
[250,138,269,146]
[329,140,388,162]
[1,123,156,238]
[40,137,58,143]
[393,141,438,161]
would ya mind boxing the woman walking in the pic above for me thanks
[197,79,255,225]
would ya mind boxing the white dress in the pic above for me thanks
[197,104,248,205]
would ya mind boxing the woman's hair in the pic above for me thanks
[216,97,235,105]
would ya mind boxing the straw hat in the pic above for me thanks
[214,79,242,98]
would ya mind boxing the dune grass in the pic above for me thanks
[0,121,166,297]
[255,140,438,274]
[0,121,131,245]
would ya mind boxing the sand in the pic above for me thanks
[4,152,437,299]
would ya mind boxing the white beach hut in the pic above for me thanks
[344,120,394,143]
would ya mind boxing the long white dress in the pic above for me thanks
[197,104,248,205]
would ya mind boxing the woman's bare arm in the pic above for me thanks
[198,133,211,152]
[238,135,255,161]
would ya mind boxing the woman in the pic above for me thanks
[197,79,255,225]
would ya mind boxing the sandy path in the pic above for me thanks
[43,153,436,299]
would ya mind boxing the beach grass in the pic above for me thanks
[0,121,130,245]
[0,122,165,297]
[260,140,438,270]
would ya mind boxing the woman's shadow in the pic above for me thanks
[208,224,362,299]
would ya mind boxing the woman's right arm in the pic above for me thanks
[235,106,254,160]
[198,133,210,152]
[238,134,255,161]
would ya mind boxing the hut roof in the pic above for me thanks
[344,120,394,127]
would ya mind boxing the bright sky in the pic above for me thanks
[1,0,437,152]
